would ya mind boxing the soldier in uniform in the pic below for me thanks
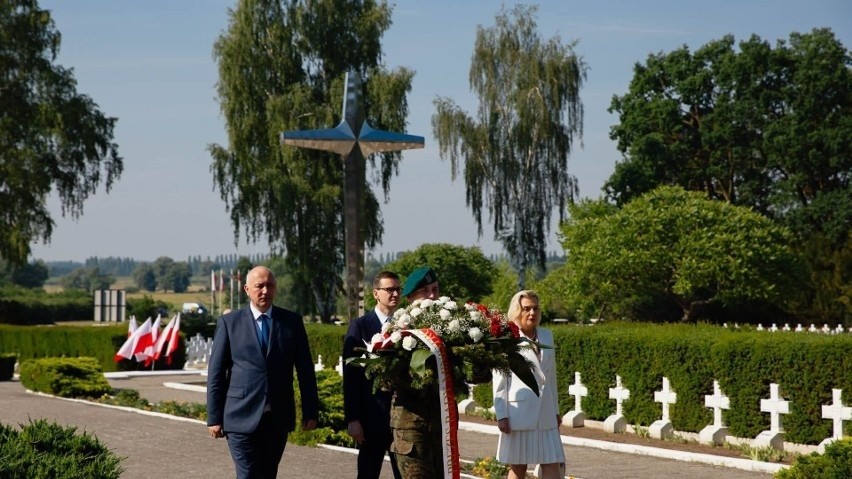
[389,266,444,479]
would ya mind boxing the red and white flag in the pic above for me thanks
[164,314,181,364]
[127,316,138,337]
[153,314,180,362]
[114,317,151,362]
[132,317,155,363]
[219,268,225,292]
[140,315,161,365]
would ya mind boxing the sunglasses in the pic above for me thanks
[375,287,402,294]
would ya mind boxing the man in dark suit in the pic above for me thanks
[207,266,319,479]
[343,271,403,479]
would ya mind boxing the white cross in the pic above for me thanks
[836,325,846,334]
[654,377,678,422]
[822,389,852,440]
[314,354,324,372]
[769,323,778,332]
[761,383,790,433]
[568,372,588,413]
[809,324,818,332]
[335,356,345,376]
[756,324,765,331]
[822,324,832,334]
[704,380,730,428]
[609,375,630,416]
[782,323,791,332]
[795,324,803,332]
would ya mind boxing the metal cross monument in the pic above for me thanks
[280,71,424,320]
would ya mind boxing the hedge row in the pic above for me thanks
[0,323,186,373]
[19,357,113,398]
[551,323,852,445]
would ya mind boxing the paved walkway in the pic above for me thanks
[0,374,777,479]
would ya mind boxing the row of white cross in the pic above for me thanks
[567,372,852,443]
[724,322,848,334]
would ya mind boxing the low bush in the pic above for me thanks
[18,357,112,398]
[0,418,124,478]
[775,438,852,479]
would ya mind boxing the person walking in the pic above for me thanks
[343,271,404,479]
[493,290,564,479]
[206,266,319,479]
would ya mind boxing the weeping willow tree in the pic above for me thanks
[432,4,586,289]
[208,0,414,322]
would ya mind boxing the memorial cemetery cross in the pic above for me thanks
[335,356,345,376]
[563,371,588,428]
[819,388,852,452]
[604,375,631,433]
[754,382,790,450]
[280,71,424,321]
[699,380,731,445]
[650,377,678,439]
[314,355,324,372]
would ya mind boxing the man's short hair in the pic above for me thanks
[373,270,400,288]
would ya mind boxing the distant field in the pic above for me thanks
[42,276,228,313]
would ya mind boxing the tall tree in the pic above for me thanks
[209,0,414,322]
[0,1,122,265]
[607,28,850,321]
[432,5,586,290]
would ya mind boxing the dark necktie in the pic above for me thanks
[259,314,269,352]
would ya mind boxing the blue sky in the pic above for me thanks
[31,0,851,263]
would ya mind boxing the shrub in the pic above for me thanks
[775,438,852,479]
[18,357,112,398]
[290,369,355,448]
[0,418,124,478]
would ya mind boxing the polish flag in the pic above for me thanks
[153,314,179,362]
[140,315,161,365]
[164,314,182,365]
[114,317,151,362]
[127,316,138,337]
[219,268,225,292]
[132,318,155,363]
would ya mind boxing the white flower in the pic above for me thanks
[469,311,481,320]
[393,309,405,319]
[444,301,458,310]
[420,298,434,308]
[412,299,423,307]
[464,303,476,311]
[390,331,403,343]
[396,315,411,329]
[439,296,451,303]
[402,336,418,351]
[410,307,422,317]
[447,319,461,333]
[468,327,483,343]
[381,321,393,334]
[439,308,451,320]
[370,333,384,344]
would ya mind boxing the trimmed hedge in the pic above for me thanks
[0,418,124,478]
[19,357,112,398]
[551,323,852,445]
[0,287,92,324]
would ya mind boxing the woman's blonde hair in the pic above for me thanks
[507,290,541,326]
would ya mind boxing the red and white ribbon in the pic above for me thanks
[410,328,460,479]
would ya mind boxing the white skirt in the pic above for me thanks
[496,427,565,465]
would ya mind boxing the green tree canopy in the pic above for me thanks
[381,243,498,306]
[209,0,414,322]
[432,4,586,290]
[0,1,122,265]
[132,263,157,292]
[61,266,113,293]
[559,186,806,323]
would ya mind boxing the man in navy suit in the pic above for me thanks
[343,271,403,479]
[207,266,319,479]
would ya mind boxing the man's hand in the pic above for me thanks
[302,419,317,431]
[347,420,365,444]
[497,418,511,434]
[208,424,225,438]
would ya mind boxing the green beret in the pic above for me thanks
[402,266,438,297]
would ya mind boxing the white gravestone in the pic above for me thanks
[562,372,588,428]
[335,356,344,376]
[314,354,324,372]
[457,382,477,415]
[819,388,852,453]
[604,375,630,433]
[650,377,677,439]
[699,380,730,445]
[754,383,790,450]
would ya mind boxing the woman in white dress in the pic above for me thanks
[493,290,564,479]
